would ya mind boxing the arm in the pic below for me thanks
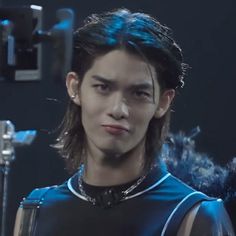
[13,207,23,236]
[178,200,235,236]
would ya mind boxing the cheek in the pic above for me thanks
[80,97,105,129]
[81,103,98,121]
[80,90,98,115]
[132,109,156,131]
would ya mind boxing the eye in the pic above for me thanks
[93,83,111,94]
[133,90,151,99]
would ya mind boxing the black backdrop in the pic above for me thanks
[0,0,235,235]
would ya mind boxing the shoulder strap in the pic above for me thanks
[162,191,216,236]
[16,186,56,236]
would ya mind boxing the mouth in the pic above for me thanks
[101,124,129,135]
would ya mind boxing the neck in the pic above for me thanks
[82,142,146,186]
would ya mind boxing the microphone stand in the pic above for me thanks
[0,121,15,236]
[0,162,10,236]
[0,121,36,236]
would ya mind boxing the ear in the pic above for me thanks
[154,89,175,118]
[66,72,81,106]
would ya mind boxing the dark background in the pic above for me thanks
[0,0,235,235]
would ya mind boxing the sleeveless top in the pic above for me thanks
[16,166,233,236]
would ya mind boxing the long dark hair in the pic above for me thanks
[55,8,188,173]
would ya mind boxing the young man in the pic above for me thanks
[14,9,234,236]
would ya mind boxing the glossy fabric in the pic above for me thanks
[21,167,234,236]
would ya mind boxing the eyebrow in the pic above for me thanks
[91,75,153,90]
[131,83,153,90]
[91,75,115,85]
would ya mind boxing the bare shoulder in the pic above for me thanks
[13,207,23,236]
[178,199,235,236]
[193,200,234,236]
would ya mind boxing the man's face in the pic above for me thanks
[67,49,174,158]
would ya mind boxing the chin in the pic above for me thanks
[100,149,130,167]
[98,140,125,153]
[101,147,124,157]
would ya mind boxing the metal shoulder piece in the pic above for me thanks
[13,186,56,236]
[179,199,235,236]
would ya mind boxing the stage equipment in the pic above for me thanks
[0,120,36,236]
[0,5,74,82]
[0,5,42,82]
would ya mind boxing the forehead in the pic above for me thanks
[84,49,158,87]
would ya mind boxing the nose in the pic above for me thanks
[108,93,129,120]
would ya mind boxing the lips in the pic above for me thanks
[102,124,129,135]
